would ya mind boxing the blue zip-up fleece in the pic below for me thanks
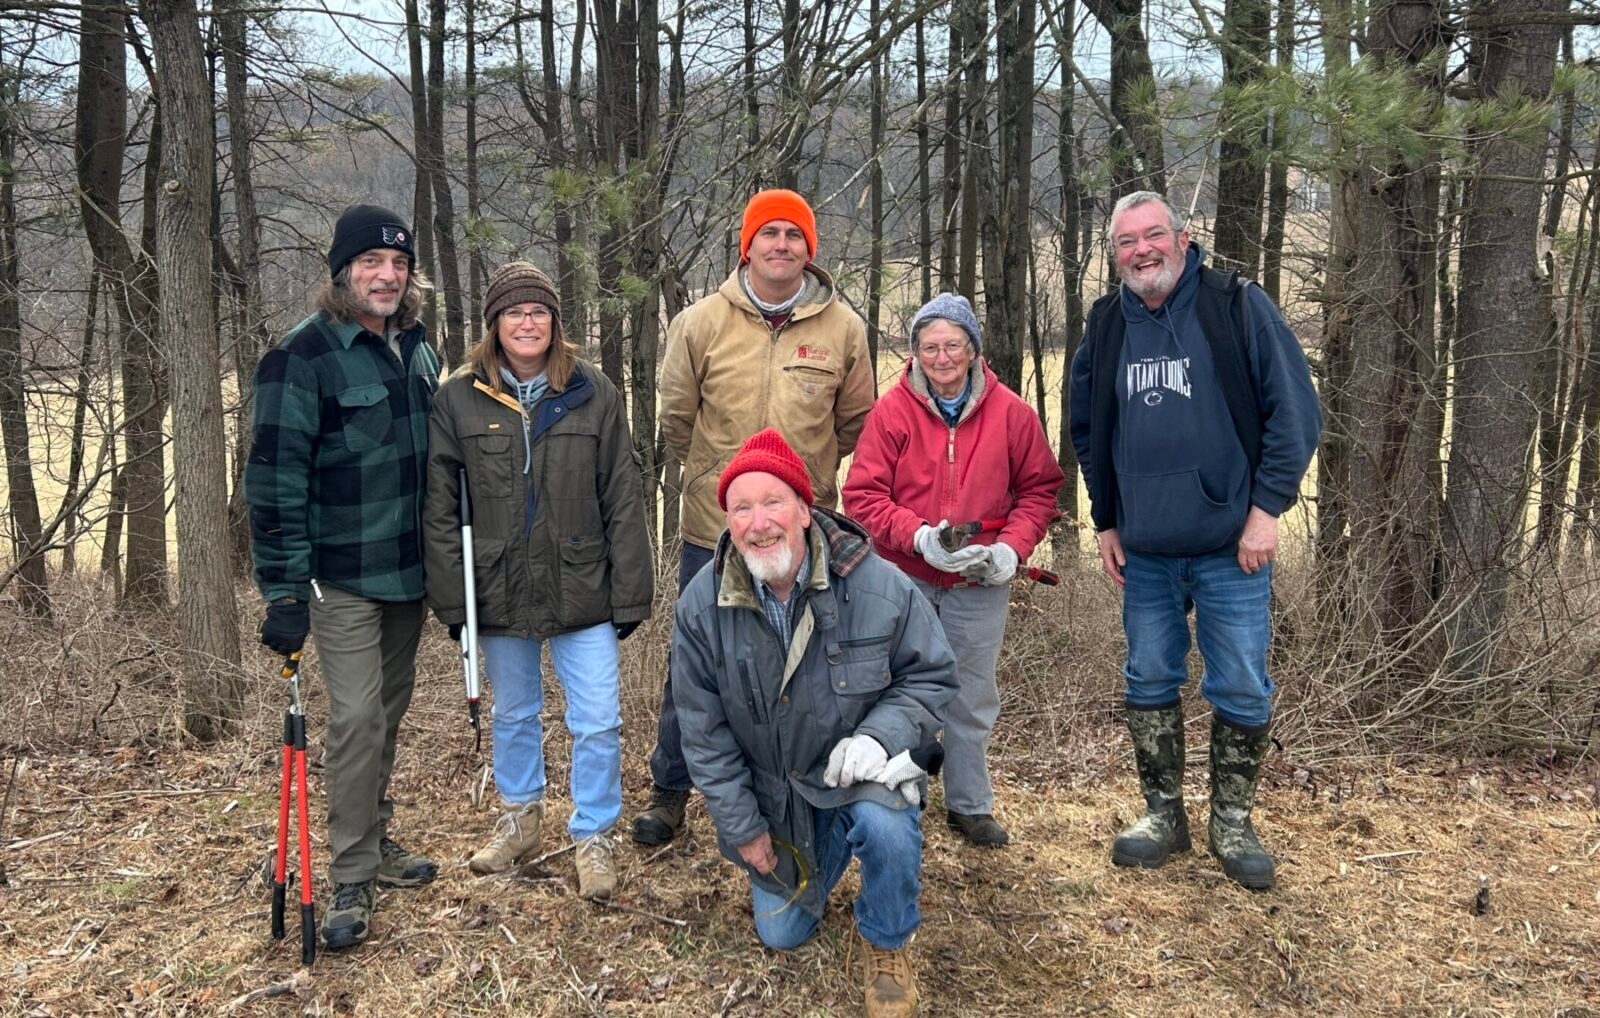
[1074,243,1320,555]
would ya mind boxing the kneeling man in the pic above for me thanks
[673,428,957,1018]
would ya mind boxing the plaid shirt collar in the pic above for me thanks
[752,544,812,647]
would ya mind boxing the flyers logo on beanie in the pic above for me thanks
[383,227,407,245]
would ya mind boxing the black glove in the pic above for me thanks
[447,623,463,643]
[260,598,310,655]
[615,620,641,642]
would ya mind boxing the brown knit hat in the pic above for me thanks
[484,261,560,326]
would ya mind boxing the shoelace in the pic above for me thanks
[579,835,614,874]
[331,882,370,909]
[864,943,910,981]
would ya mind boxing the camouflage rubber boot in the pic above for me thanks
[1208,717,1276,890]
[1111,702,1191,869]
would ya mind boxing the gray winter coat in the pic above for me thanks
[671,507,957,918]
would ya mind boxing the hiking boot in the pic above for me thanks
[1208,716,1276,890]
[1111,702,1192,869]
[851,929,918,1018]
[945,810,1010,847]
[575,832,617,901]
[321,878,375,951]
[631,785,689,846]
[469,802,544,875]
[377,836,438,888]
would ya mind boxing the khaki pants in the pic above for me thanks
[911,579,1010,816]
[309,583,425,882]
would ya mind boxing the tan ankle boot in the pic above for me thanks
[575,832,617,901]
[852,930,918,1018]
[469,802,542,875]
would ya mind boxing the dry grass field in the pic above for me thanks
[2,560,1597,1018]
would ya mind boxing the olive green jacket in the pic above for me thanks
[423,361,653,638]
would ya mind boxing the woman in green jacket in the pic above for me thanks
[423,262,652,900]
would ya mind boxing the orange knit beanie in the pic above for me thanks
[739,189,817,261]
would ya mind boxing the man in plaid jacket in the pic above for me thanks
[245,204,442,951]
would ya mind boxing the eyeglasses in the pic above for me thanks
[916,340,970,360]
[501,307,552,324]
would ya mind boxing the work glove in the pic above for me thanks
[823,734,889,789]
[259,598,310,655]
[615,620,641,642]
[913,521,989,575]
[976,542,1019,586]
[446,622,463,643]
[875,750,927,806]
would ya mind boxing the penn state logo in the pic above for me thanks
[1144,391,1164,406]
[382,226,407,245]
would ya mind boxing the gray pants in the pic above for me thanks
[912,579,1010,815]
[309,583,426,882]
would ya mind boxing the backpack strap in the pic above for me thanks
[1195,266,1263,469]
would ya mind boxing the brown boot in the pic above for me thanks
[851,930,918,1018]
[630,785,689,846]
[469,802,543,875]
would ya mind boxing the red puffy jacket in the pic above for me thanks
[843,358,1064,587]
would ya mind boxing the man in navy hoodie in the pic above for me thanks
[1069,191,1320,890]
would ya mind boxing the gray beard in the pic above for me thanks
[742,541,796,586]
[1124,260,1181,303]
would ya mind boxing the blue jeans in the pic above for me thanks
[1121,547,1275,728]
[649,541,716,791]
[481,623,622,839]
[751,800,923,952]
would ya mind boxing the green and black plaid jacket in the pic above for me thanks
[245,311,441,603]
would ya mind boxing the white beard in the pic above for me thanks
[742,540,796,586]
[1124,257,1182,302]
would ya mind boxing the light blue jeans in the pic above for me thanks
[751,800,923,951]
[481,624,622,839]
[1121,547,1275,728]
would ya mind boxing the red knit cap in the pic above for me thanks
[717,428,814,509]
[740,189,818,261]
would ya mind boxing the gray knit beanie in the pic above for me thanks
[484,261,561,326]
[909,292,981,353]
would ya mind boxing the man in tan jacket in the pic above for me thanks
[632,188,877,846]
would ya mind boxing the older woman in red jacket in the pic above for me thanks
[843,293,1063,847]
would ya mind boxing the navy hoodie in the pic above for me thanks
[1094,243,1321,556]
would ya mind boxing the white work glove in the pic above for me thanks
[875,750,927,806]
[824,734,890,789]
[977,542,1019,585]
[914,521,989,575]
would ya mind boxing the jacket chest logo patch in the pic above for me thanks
[792,345,831,366]
[488,422,501,429]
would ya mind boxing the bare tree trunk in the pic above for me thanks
[62,268,101,576]
[939,17,962,292]
[915,18,933,307]
[219,0,266,576]
[1260,0,1295,303]
[426,0,466,368]
[632,0,665,549]
[982,0,1034,392]
[1213,0,1271,273]
[1533,24,1576,557]
[593,0,633,390]
[1339,0,1448,647]
[465,0,484,330]
[78,6,167,609]
[1443,0,1561,679]
[0,42,50,619]
[405,0,437,337]
[865,0,886,364]
[1082,0,1167,196]
[142,0,243,739]
[957,0,985,298]
[743,0,761,179]
[774,0,807,190]
[1053,0,1083,519]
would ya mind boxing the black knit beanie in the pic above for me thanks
[327,204,415,277]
